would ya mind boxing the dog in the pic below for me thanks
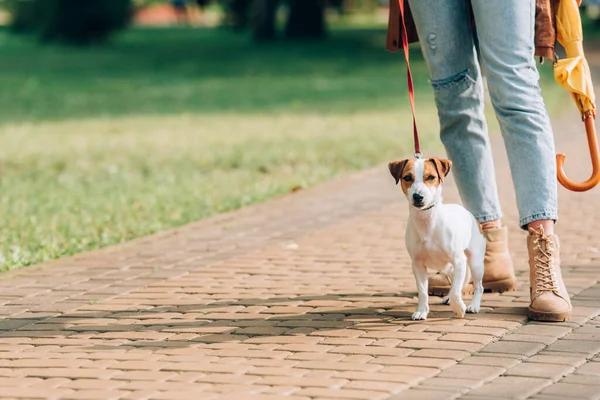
[388,156,486,320]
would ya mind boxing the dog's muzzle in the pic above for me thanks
[412,193,425,207]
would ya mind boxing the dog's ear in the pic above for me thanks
[429,158,452,182]
[388,159,409,185]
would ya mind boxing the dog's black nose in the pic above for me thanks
[412,193,424,203]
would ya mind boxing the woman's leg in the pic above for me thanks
[471,0,571,321]
[407,0,516,295]
[407,0,501,223]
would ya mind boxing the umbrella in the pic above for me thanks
[553,0,600,192]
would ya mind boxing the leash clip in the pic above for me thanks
[414,152,423,159]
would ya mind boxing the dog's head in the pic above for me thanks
[388,157,452,209]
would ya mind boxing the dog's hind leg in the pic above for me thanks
[466,237,485,314]
[438,263,452,305]
[449,255,467,318]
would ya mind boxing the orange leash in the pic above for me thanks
[398,0,421,157]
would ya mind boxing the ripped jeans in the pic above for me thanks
[407,0,558,229]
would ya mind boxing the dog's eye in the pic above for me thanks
[402,175,413,182]
[426,175,436,181]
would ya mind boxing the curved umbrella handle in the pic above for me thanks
[556,113,600,192]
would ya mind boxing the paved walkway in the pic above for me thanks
[2,71,600,400]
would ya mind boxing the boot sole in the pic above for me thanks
[429,285,474,297]
[528,308,572,322]
[484,278,518,294]
[429,278,518,297]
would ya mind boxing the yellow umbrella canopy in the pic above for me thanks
[553,0,600,192]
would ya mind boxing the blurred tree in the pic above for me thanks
[6,0,132,45]
[249,0,278,40]
[3,0,37,33]
[219,0,331,40]
[221,0,249,30]
[284,0,326,39]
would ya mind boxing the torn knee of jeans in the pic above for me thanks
[426,33,437,50]
[431,69,473,91]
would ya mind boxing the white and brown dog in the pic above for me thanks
[389,157,485,320]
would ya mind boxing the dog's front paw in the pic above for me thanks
[411,310,428,320]
[450,299,466,318]
[466,303,480,314]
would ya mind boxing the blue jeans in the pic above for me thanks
[407,0,558,229]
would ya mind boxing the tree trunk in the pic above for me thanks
[229,0,249,30]
[284,0,326,40]
[250,0,278,41]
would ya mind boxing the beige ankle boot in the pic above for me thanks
[429,226,517,296]
[482,226,518,292]
[528,227,572,322]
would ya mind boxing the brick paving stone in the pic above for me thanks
[20,368,121,380]
[160,362,249,374]
[465,320,522,330]
[149,390,218,400]
[344,380,408,393]
[371,338,402,347]
[195,373,262,385]
[0,388,76,399]
[505,362,575,380]
[418,377,482,389]
[562,332,600,341]
[515,325,573,337]
[329,345,414,357]
[121,390,158,400]
[60,379,126,390]
[286,352,345,362]
[388,388,463,400]
[440,333,496,344]
[121,381,212,392]
[360,331,441,340]
[320,338,375,346]
[410,349,472,360]
[277,344,335,353]
[562,373,600,386]
[295,387,390,399]
[379,365,440,377]
[527,354,588,367]
[467,376,553,398]
[217,396,311,400]
[545,340,600,356]
[112,371,177,381]
[399,339,482,352]
[259,376,348,388]
[500,333,559,345]
[573,362,600,376]
[540,383,600,399]
[479,340,545,356]
[461,355,522,368]
[334,371,428,386]
[245,366,309,377]
[62,390,133,399]
[342,355,374,363]
[437,364,505,381]
[369,356,456,369]
[296,361,383,372]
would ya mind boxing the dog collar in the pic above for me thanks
[421,202,438,211]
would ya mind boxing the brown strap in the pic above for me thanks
[398,0,421,156]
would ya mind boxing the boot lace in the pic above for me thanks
[533,236,558,293]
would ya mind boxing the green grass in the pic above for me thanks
[0,24,564,272]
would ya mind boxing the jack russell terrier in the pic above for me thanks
[389,156,486,320]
